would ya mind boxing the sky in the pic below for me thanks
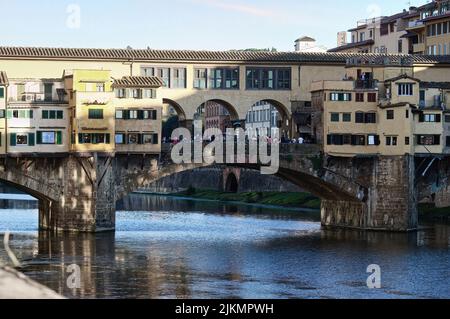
[0,0,427,51]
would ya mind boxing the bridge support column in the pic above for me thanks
[321,155,418,232]
[39,155,116,233]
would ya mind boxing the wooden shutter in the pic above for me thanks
[105,134,110,144]
[56,131,62,145]
[36,131,42,144]
[28,133,35,146]
[10,133,16,146]
[436,114,442,123]
[152,134,159,144]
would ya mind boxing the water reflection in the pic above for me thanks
[0,195,449,299]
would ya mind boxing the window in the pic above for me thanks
[387,110,394,120]
[173,68,186,89]
[0,87,4,98]
[37,131,63,145]
[42,110,63,120]
[330,93,352,101]
[446,136,450,147]
[115,133,125,144]
[128,133,139,144]
[386,136,398,146]
[143,133,159,145]
[365,112,377,123]
[16,134,28,145]
[343,113,352,122]
[194,68,207,89]
[131,89,142,99]
[78,133,110,144]
[417,135,440,146]
[88,109,103,119]
[44,83,53,101]
[246,68,290,90]
[330,113,340,122]
[0,110,4,118]
[398,83,414,96]
[352,135,365,146]
[367,135,380,146]
[7,110,33,119]
[406,110,409,119]
[116,110,123,119]
[158,68,170,87]
[368,93,377,102]
[210,68,239,90]
[116,88,126,98]
[96,83,105,92]
[405,137,410,145]
[144,89,156,99]
[398,40,403,53]
[445,115,450,123]
[355,112,365,123]
[356,93,364,102]
[129,110,138,119]
[141,67,155,77]
[420,113,441,123]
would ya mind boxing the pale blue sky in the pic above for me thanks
[0,0,426,51]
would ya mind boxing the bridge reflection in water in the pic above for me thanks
[2,194,447,299]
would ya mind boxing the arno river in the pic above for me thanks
[0,193,449,299]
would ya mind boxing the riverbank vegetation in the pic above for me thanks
[174,189,450,222]
[177,188,321,209]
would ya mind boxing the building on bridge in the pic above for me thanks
[0,72,7,154]
[312,55,450,157]
[245,101,280,138]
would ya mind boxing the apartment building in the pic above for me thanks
[329,11,410,54]
[245,101,280,138]
[113,76,163,154]
[0,72,7,154]
[7,78,69,154]
[312,56,450,157]
[406,1,450,55]
[205,101,231,133]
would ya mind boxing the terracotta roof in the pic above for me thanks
[0,71,8,86]
[112,76,163,88]
[384,74,421,83]
[0,46,449,66]
[328,40,375,52]
[381,11,409,24]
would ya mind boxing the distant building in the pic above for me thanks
[329,11,411,54]
[246,101,280,138]
[205,101,231,133]
[294,36,327,53]
[337,31,348,47]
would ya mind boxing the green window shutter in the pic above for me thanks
[7,110,12,119]
[153,134,159,144]
[10,133,16,146]
[105,134,110,144]
[138,134,143,145]
[29,110,33,119]
[57,111,63,119]
[78,133,84,144]
[42,110,49,119]
[138,110,144,120]
[124,110,129,120]
[36,131,42,144]
[56,131,62,145]
[19,110,26,118]
[152,110,157,120]
[28,133,35,146]
[49,111,56,119]
[0,88,4,98]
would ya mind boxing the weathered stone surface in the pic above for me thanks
[0,267,64,299]
[0,148,426,232]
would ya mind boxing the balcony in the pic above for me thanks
[354,79,378,90]
[407,20,425,30]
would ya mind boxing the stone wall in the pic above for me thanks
[138,167,303,194]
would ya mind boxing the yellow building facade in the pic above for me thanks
[313,56,450,157]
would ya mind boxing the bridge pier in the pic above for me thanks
[321,155,418,232]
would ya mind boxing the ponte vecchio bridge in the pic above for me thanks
[1,47,450,232]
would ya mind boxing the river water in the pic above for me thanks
[0,193,449,299]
